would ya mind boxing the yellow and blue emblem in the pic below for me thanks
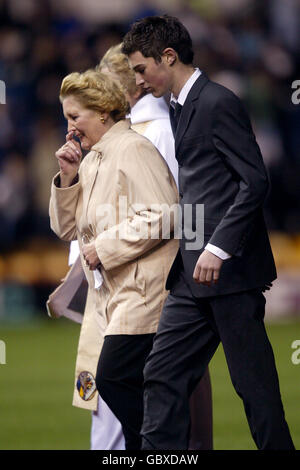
[76,371,96,401]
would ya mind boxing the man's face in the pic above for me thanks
[129,51,172,98]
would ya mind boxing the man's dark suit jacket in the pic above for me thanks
[167,72,277,297]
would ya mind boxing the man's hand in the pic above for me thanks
[193,250,223,286]
[82,242,101,271]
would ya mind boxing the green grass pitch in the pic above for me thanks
[0,317,299,450]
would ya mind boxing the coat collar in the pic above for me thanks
[81,119,131,218]
[91,119,131,155]
[175,72,209,152]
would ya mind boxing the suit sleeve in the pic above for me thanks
[209,91,270,256]
[94,138,178,271]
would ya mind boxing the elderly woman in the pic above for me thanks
[49,70,178,450]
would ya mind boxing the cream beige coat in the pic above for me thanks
[49,119,178,410]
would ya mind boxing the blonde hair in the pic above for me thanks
[59,69,129,121]
[97,43,138,97]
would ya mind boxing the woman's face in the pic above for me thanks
[62,95,106,150]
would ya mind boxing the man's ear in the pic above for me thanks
[162,48,177,66]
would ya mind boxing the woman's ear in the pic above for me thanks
[99,111,110,123]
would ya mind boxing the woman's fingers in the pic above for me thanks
[55,136,82,182]
[66,132,82,155]
[65,147,79,161]
[82,243,100,270]
[56,145,80,163]
[70,143,81,155]
[66,140,81,154]
[58,150,75,163]
[66,130,74,142]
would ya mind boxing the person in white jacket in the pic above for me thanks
[64,44,213,450]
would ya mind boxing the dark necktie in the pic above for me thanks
[169,101,183,137]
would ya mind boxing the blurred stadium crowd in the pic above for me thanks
[0,0,300,314]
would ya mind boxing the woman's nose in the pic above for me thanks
[67,122,76,132]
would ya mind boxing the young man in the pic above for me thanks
[122,15,295,450]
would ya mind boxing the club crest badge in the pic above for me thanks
[76,371,97,401]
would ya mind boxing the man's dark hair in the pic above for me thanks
[122,15,194,65]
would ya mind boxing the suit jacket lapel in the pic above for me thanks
[175,72,209,153]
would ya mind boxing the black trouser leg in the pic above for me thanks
[96,334,155,450]
[209,289,295,450]
[189,367,213,450]
[142,291,220,450]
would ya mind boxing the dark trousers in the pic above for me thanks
[189,367,213,450]
[96,334,155,450]
[95,333,214,450]
[141,274,295,450]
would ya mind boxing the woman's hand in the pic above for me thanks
[82,242,101,270]
[55,131,82,187]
